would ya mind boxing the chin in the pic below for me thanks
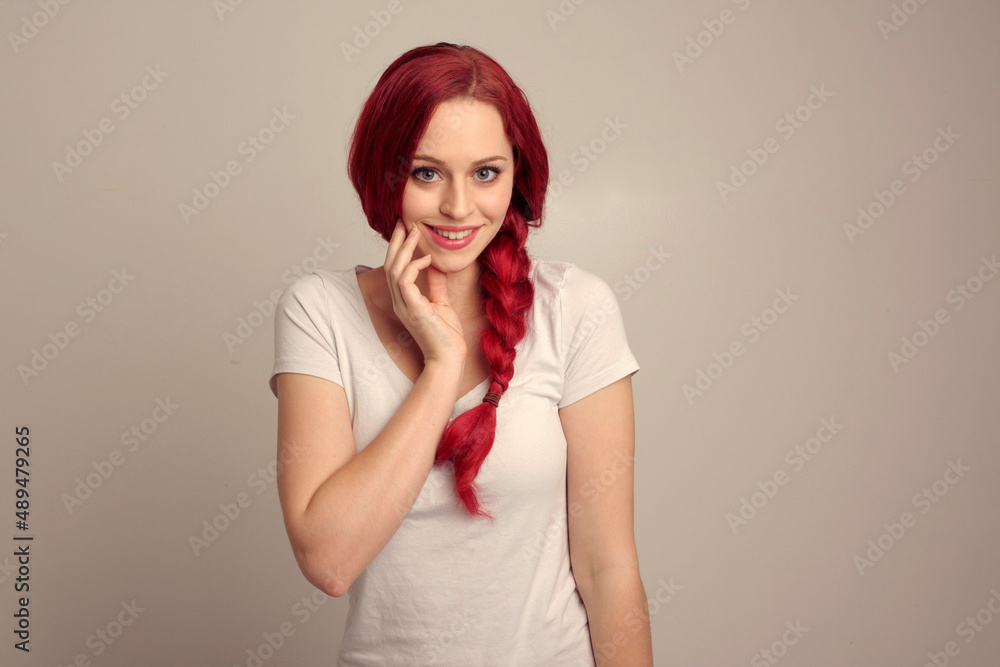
[428,254,478,275]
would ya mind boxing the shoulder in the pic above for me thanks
[277,267,367,311]
[529,256,618,306]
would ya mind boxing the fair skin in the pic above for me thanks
[275,97,652,665]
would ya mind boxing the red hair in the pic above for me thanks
[348,43,549,518]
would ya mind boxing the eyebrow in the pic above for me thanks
[412,154,509,166]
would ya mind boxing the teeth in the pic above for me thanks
[433,227,474,240]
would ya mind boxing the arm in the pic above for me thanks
[562,375,653,666]
[276,361,461,596]
[276,222,467,597]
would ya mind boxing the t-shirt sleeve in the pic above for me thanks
[557,264,640,408]
[269,272,343,397]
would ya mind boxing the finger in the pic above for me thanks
[390,224,422,285]
[397,253,432,314]
[384,222,410,316]
[399,251,432,287]
[426,263,451,306]
[385,221,413,298]
[384,219,405,273]
[389,229,427,316]
[398,255,431,302]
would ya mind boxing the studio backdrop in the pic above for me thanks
[2,1,998,665]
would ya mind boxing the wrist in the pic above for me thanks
[417,360,465,402]
[421,340,468,371]
[421,357,465,379]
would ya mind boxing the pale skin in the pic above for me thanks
[275,98,652,665]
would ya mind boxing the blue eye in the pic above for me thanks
[475,166,502,183]
[411,167,438,182]
[410,165,502,184]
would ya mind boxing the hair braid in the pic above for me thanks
[347,43,549,518]
[434,214,534,518]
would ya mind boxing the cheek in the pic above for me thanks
[400,187,435,223]
[480,185,514,221]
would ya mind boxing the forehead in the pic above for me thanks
[414,98,512,159]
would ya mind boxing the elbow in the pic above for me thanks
[283,509,363,597]
[293,544,357,598]
[319,566,354,598]
[315,574,351,599]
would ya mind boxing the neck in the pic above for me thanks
[380,258,484,322]
[430,260,483,320]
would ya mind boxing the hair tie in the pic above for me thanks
[482,391,501,408]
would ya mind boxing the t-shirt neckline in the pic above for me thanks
[349,265,491,406]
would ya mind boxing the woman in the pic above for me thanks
[270,43,653,666]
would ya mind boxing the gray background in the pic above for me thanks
[2,0,998,665]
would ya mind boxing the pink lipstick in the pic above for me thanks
[424,224,480,249]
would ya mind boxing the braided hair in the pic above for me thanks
[348,43,549,518]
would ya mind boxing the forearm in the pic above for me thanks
[580,567,654,667]
[294,361,463,594]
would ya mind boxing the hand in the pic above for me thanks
[383,220,468,366]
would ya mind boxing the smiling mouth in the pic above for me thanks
[426,225,476,240]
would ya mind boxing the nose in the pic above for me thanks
[440,180,473,220]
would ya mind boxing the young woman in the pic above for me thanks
[270,43,652,666]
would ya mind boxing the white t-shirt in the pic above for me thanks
[269,258,639,666]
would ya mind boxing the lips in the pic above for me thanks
[428,226,475,240]
[423,223,480,249]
